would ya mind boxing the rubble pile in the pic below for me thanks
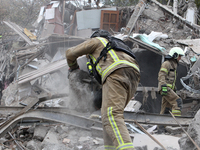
[0,0,199,149]
[179,109,200,150]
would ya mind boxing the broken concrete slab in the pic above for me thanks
[1,0,200,149]
[26,140,42,150]
[41,142,67,150]
[133,133,180,150]
[124,100,142,112]
[33,125,50,142]
[17,82,35,101]
[179,109,200,150]
[1,82,18,106]
[18,59,68,85]
[42,127,60,144]
[176,39,200,54]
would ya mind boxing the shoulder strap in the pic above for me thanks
[108,37,136,59]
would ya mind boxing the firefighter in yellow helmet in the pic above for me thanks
[66,29,140,150]
[158,47,185,116]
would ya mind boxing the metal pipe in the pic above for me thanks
[8,132,24,150]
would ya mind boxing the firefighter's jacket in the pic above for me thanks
[158,59,178,92]
[66,37,140,84]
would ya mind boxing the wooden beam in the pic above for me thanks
[169,111,200,150]
[125,0,147,35]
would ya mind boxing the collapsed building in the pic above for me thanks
[0,0,200,149]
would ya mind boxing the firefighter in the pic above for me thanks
[158,47,185,116]
[65,29,140,150]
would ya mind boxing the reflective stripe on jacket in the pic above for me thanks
[66,37,140,83]
[158,59,177,91]
[90,37,140,83]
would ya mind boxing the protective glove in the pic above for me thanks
[161,84,168,96]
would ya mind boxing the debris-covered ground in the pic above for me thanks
[0,0,200,149]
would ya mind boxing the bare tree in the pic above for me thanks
[0,0,50,32]
[0,0,9,21]
[7,0,51,28]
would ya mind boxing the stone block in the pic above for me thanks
[33,125,49,142]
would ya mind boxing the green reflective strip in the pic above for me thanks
[161,68,168,74]
[96,37,119,61]
[167,83,175,90]
[109,49,119,61]
[172,110,181,113]
[172,70,176,90]
[89,54,96,63]
[96,64,102,75]
[96,37,107,46]
[102,60,140,80]
[162,89,167,91]
[104,145,116,150]
[108,107,124,145]
[172,110,181,116]
[0,35,2,38]
[96,37,139,80]
[117,143,134,150]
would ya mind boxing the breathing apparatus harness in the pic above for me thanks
[87,36,136,84]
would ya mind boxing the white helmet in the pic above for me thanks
[168,47,185,59]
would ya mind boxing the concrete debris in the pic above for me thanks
[33,125,50,142]
[124,100,142,112]
[165,126,186,135]
[26,140,42,150]
[147,125,157,134]
[0,0,200,149]
[62,138,70,144]
[179,109,200,150]
[133,133,180,150]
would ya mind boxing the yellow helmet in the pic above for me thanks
[168,47,185,59]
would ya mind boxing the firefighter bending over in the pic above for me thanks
[65,29,140,150]
[158,47,184,116]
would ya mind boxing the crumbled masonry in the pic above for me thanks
[0,0,199,149]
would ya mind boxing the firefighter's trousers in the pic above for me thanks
[160,88,182,116]
[101,67,140,150]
